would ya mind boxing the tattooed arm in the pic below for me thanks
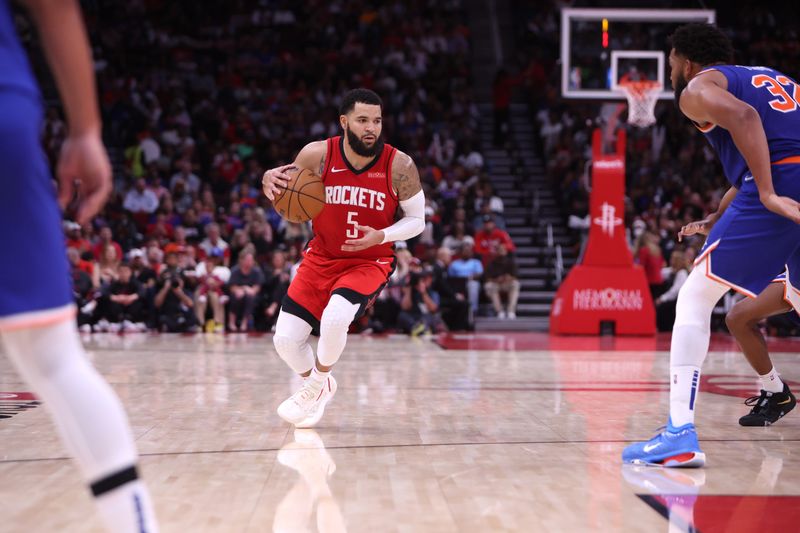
[261,141,327,201]
[391,150,423,200]
[341,150,426,251]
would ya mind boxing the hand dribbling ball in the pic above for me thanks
[271,167,325,223]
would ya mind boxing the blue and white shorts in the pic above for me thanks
[696,164,800,316]
[0,90,74,331]
[771,250,800,316]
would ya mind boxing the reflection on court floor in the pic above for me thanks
[1,332,799,532]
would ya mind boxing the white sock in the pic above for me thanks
[0,320,159,532]
[670,365,701,427]
[308,366,329,392]
[760,367,784,393]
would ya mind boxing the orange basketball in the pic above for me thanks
[272,167,325,223]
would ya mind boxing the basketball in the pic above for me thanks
[272,167,325,223]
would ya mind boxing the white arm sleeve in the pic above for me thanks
[380,190,426,244]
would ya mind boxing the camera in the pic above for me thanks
[163,270,182,289]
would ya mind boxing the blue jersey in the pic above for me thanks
[697,65,800,188]
[0,0,39,97]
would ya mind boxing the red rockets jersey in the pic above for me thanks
[308,136,399,260]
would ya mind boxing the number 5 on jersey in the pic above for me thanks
[346,211,359,239]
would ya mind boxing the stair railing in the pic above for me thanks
[555,244,564,285]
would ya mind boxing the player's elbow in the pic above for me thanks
[410,217,425,238]
[722,104,761,139]
[735,105,760,127]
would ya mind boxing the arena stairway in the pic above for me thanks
[473,103,577,332]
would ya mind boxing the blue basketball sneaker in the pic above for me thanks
[622,419,706,468]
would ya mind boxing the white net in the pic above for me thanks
[619,81,661,127]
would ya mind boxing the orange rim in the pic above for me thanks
[619,80,662,96]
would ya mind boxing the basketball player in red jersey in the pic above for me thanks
[261,89,425,427]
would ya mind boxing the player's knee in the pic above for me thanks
[674,288,709,329]
[273,331,314,374]
[273,310,314,361]
[319,308,352,333]
[725,304,754,332]
[273,331,302,358]
[3,321,82,381]
[724,309,742,332]
[320,295,360,334]
[674,265,728,328]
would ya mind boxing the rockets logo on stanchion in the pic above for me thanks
[593,202,623,237]
[550,128,655,335]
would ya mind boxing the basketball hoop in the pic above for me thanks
[618,80,662,127]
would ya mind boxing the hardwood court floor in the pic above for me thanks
[2,331,800,532]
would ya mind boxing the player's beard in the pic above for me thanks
[346,125,384,157]
[673,72,689,108]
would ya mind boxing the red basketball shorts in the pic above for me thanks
[283,249,396,329]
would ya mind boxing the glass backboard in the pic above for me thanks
[561,8,716,100]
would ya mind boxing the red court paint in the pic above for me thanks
[0,392,36,401]
[436,332,800,353]
[640,494,800,532]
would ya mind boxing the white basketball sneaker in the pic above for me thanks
[277,374,337,428]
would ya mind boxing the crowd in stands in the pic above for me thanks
[512,0,800,334]
[31,0,800,335]
[23,0,524,334]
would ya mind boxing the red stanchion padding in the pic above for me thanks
[550,129,655,335]
[550,265,655,335]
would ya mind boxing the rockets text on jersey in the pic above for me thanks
[325,184,386,211]
[308,136,399,260]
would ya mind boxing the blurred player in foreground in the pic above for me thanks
[0,0,158,530]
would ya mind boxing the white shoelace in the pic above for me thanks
[292,386,321,410]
